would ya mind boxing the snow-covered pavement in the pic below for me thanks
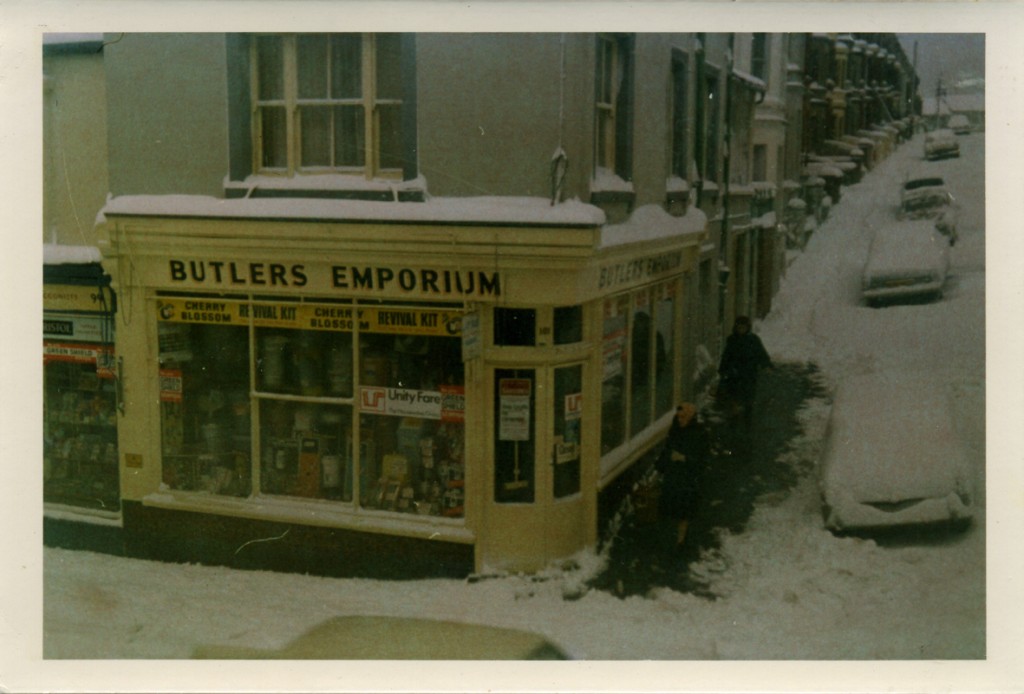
[11,130,1019,692]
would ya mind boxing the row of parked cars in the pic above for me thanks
[820,128,974,536]
[861,173,959,308]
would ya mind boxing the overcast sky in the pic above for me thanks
[898,33,985,94]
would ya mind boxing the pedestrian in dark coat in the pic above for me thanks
[718,315,772,419]
[655,403,711,548]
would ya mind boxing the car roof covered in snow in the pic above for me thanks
[824,373,965,501]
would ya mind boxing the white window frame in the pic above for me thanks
[251,33,403,180]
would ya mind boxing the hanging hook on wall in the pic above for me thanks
[550,148,569,206]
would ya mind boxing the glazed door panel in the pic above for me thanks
[482,363,586,572]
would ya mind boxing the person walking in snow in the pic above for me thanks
[717,315,772,424]
[655,403,710,551]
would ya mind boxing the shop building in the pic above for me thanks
[99,197,706,574]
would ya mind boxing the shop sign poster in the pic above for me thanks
[461,310,481,361]
[555,437,579,464]
[159,369,183,403]
[360,386,443,420]
[601,331,626,381]
[441,385,466,422]
[564,392,583,421]
[499,378,531,441]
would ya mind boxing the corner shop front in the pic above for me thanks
[99,197,706,575]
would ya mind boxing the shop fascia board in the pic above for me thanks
[100,215,606,264]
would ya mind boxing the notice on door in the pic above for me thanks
[499,378,531,441]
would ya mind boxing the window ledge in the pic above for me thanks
[142,490,475,544]
[225,174,428,203]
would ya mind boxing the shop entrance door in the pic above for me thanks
[483,362,587,571]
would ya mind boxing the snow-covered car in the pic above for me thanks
[947,114,971,135]
[820,374,975,533]
[923,129,959,160]
[897,175,959,245]
[861,220,951,306]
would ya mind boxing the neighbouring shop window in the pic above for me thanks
[494,369,535,503]
[600,295,628,454]
[253,33,406,177]
[159,321,252,497]
[43,350,119,511]
[553,364,583,499]
[493,307,536,346]
[553,305,584,345]
[155,297,465,518]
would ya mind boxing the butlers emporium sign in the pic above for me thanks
[165,258,502,299]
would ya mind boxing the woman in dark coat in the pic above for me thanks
[718,315,772,419]
[655,403,711,548]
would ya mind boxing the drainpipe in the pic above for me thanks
[719,34,735,332]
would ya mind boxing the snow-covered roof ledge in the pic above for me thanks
[101,194,606,228]
[224,173,429,195]
[732,69,767,92]
[44,243,103,265]
[591,168,635,195]
[599,204,707,248]
[666,176,690,194]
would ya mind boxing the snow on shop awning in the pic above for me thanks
[101,194,606,228]
[599,204,707,248]
[43,243,103,265]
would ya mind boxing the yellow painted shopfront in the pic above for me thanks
[99,196,706,576]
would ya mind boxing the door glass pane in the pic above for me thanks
[553,364,582,499]
[494,369,535,503]
[333,105,366,167]
[297,34,328,99]
[330,34,363,100]
[601,296,628,454]
[630,289,653,436]
[255,35,284,100]
[299,107,331,168]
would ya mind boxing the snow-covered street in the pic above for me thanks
[28,130,994,679]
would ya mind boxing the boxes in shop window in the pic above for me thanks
[296,437,322,498]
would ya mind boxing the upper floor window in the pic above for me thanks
[252,34,405,178]
[670,51,689,180]
[751,33,768,81]
[594,34,634,182]
[698,66,721,184]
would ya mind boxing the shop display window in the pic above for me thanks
[493,307,536,346]
[553,364,583,499]
[553,305,584,345]
[654,285,676,417]
[356,328,466,518]
[260,401,353,500]
[43,355,119,511]
[630,289,653,436]
[159,321,252,497]
[156,296,466,518]
[600,295,628,454]
[601,280,679,458]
